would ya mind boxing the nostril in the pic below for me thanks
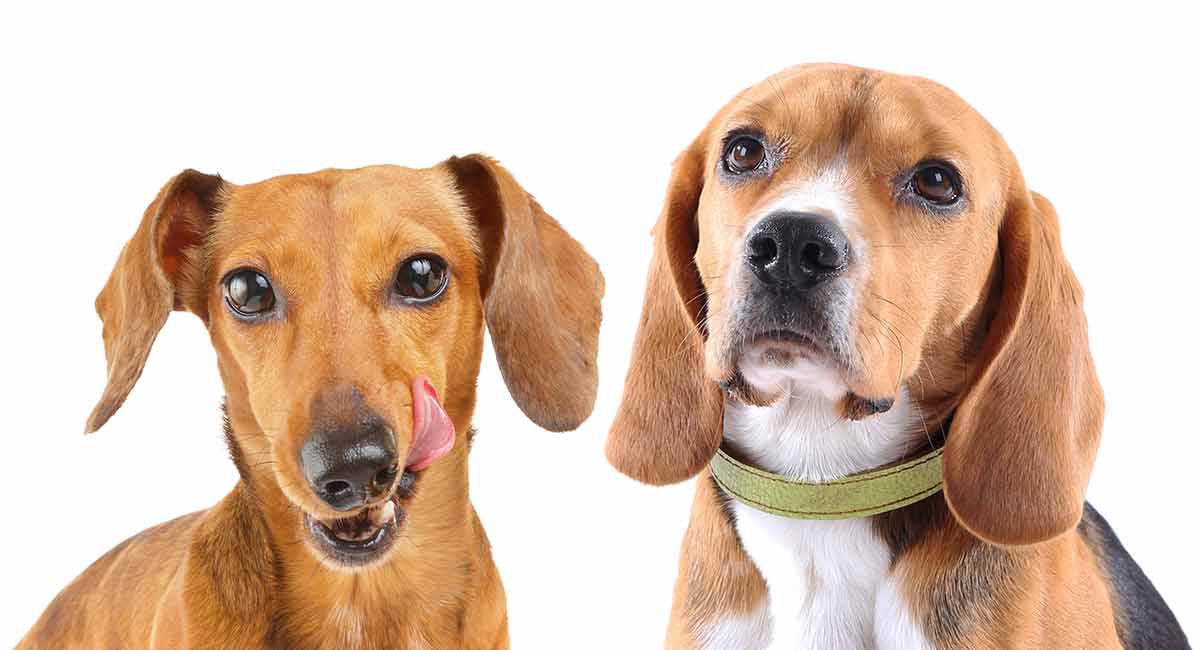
[324,479,352,497]
[748,236,779,267]
[372,465,398,492]
[301,417,398,509]
[800,240,846,271]
[799,241,824,269]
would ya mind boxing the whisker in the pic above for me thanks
[870,291,920,326]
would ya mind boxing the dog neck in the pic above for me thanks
[718,386,943,648]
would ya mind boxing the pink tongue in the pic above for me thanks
[406,376,456,471]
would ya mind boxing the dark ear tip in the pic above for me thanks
[169,170,227,203]
[443,154,494,179]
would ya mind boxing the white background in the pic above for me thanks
[2,2,1197,647]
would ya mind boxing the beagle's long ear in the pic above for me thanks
[445,155,604,432]
[606,138,724,485]
[944,189,1104,546]
[85,170,227,433]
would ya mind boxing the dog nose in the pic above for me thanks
[746,212,851,288]
[300,421,399,511]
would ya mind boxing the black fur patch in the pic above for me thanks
[872,489,949,563]
[874,493,1024,646]
[1078,503,1190,649]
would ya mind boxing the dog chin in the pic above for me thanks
[737,338,849,404]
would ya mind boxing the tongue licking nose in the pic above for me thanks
[314,377,455,546]
[406,376,455,471]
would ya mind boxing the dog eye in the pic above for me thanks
[912,164,961,204]
[224,269,276,317]
[395,255,449,304]
[724,136,766,174]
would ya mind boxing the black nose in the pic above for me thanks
[746,212,851,289]
[300,420,398,511]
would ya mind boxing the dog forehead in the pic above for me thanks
[699,66,1002,232]
[214,165,476,260]
[712,65,988,167]
[724,64,975,124]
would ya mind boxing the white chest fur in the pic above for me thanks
[703,390,933,650]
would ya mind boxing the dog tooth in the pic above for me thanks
[378,500,396,524]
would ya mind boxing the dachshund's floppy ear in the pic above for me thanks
[944,188,1104,546]
[606,137,724,485]
[85,170,227,434]
[445,155,604,432]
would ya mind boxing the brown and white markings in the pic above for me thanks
[608,63,1188,649]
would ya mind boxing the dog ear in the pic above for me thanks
[944,189,1104,546]
[444,155,604,432]
[605,137,724,485]
[85,170,227,433]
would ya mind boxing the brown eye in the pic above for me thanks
[912,164,961,204]
[224,269,276,317]
[395,255,449,303]
[724,136,766,173]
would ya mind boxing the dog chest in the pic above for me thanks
[720,504,932,650]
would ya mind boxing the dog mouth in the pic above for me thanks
[744,329,833,366]
[304,471,418,567]
[728,327,853,402]
[300,376,455,568]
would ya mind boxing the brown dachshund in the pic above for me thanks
[21,157,603,649]
[607,64,1188,648]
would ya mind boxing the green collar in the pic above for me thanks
[709,444,943,520]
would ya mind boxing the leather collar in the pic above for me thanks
[709,444,943,520]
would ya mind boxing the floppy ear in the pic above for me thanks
[605,138,725,485]
[445,155,604,432]
[944,189,1104,546]
[85,170,227,433]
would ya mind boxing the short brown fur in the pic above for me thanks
[22,157,602,649]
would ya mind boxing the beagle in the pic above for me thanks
[607,64,1189,649]
[20,157,603,649]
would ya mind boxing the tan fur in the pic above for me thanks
[22,157,602,649]
[667,478,768,647]
[608,64,1115,648]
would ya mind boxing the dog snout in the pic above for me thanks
[300,418,399,511]
[746,212,851,289]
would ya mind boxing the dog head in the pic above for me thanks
[608,64,1103,546]
[87,157,602,567]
